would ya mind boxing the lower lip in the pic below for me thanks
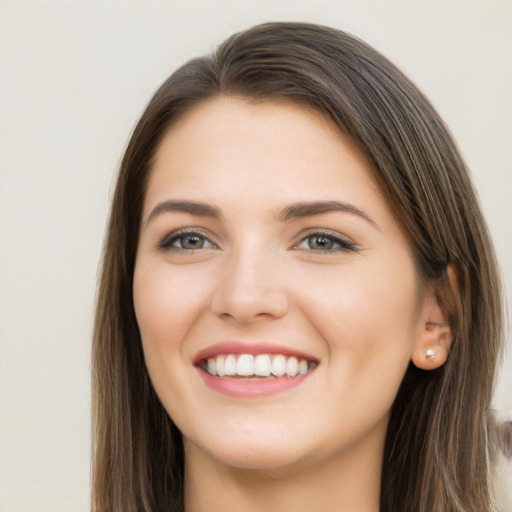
[198,368,312,398]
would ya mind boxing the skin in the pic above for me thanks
[133,96,451,512]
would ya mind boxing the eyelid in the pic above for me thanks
[293,229,357,252]
[158,227,219,251]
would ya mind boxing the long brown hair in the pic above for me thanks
[92,22,505,511]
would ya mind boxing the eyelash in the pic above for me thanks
[294,230,357,254]
[158,229,356,254]
[159,229,217,252]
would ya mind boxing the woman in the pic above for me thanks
[92,22,505,511]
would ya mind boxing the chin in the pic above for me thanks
[190,438,312,472]
[181,415,319,471]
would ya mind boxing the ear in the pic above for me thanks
[411,265,458,370]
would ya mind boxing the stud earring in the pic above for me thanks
[425,348,435,359]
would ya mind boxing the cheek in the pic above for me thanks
[132,263,213,424]
[132,262,217,417]
[133,263,212,351]
[297,254,419,389]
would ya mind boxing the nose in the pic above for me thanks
[209,248,289,323]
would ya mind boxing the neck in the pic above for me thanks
[183,424,384,512]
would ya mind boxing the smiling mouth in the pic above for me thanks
[200,353,318,378]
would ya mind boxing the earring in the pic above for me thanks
[425,348,435,359]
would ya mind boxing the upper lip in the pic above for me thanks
[193,341,319,365]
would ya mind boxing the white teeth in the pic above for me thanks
[207,358,216,375]
[224,354,237,376]
[216,355,225,376]
[271,355,287,377]
[202,353,316,378]
[286,356,298,377]
[237,354,254,376]
[254,354,271,376]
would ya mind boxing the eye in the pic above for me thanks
[159,230,216,251]
[295,231,356,253]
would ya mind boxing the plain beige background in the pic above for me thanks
[0,1,510,510]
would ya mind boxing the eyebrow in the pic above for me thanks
[278,200,379,229]
[144,199,379,230]
[144,200,221,227]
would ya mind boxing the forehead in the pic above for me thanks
[145,96,383,213]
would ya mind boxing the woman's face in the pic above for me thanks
[133,96,426,472]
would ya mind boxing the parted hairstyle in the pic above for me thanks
[92,22,505,512]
